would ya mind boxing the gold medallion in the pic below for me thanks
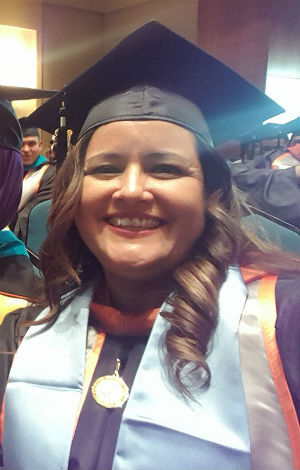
[91,359,129,409]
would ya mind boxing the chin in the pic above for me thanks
[101,255,171,281]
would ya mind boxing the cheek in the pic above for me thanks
[74,181,99,226]
[181,185,206,234]
[79,178,103,209]
[74,179,112,234]
[177,181,205,217]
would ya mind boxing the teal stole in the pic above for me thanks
[23,154,48,172]
[0,229,29,259]
[3,267,250,470]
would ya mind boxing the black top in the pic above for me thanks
[0,254,42,299]
[69,333,148,470]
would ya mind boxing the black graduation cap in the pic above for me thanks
[0,85,57,151]
[0,99,21,152]
[26,21,284,146]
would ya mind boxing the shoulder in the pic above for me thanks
[40,164,56,188]
[38,161,56,179]
[0,305,43,350]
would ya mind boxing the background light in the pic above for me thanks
[0,24,37,117]
[264,74,300,124]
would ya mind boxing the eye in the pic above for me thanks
[84,165,122,178]
[149,164,183,178]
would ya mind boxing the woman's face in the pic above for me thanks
[74,120,206,281]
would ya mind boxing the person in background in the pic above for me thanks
[9,121,56,244]
[1,22,299,470]
[228,121,300,229]
[20,122,44,170]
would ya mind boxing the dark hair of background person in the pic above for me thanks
[31,128,300,399]
[20,125,40,139]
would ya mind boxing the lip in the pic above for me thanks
[105,212,165,222]
[104,213,166,236]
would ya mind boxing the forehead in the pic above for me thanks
[85,120,198,155]
[22,135,39,143]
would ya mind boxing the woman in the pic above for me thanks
[1,22,299,470]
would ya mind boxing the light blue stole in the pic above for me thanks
[3,290,90,470]
[3,267,251,470]
[112,266,250,470]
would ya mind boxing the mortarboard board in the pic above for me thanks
[26,21,284,147]
[230,121,289,145]
[252,122,283,141]
[279,117,300,136]
[0,85,57,101]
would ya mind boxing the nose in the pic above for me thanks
[22,144,30,153]
[112,164,153,204]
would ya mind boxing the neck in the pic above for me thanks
[102,272,172,313]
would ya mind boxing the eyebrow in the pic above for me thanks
[85,150,191,166]
[146,151,191,163]
[22,139,38,144]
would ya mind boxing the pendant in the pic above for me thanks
[92,358,129,409]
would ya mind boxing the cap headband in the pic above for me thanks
[78,86,213,147]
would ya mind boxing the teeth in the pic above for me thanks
[109,217,161,229]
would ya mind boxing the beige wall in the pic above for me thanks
[0,0,42,34]
[102,0,199,53]
[41,4,105,89]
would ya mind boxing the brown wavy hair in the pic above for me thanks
[38,128,299,399]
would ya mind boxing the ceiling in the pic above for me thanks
[33,0,151,14]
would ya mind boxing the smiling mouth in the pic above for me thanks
[106,217,163,230]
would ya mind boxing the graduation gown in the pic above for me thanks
[230,148,300,228]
